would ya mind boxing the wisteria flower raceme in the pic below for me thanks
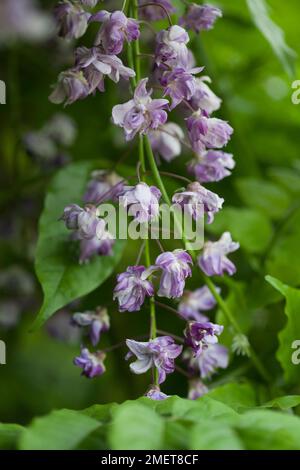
[185,321,224,356]
[114,266,154,312]
[186,343,229,378]
[72,306,110,346]
[91,10,140,55]
[84,170,124,204]
[188,379,209,400]
[155,249,193,299]
[112,78,169,141]
[54,1,91,40]
[49,69,89,106]
[120,182,162,223]
[189,76,222,114]
[146,386,170,400]
[61,204,105,240]
[74,348,106,378]
[78,233,115,264]
[180,3,222,33]
[139,0,176,21]
[126,336,182,384]
[155,25,190,70]
[178,285,219,321]
[188,150,235,183]
[160,67,204,110]
[172,181,224,224]
[149,122,184,162]
[75,47,135,94]
[187,111,234,154]
[198,232,240,277]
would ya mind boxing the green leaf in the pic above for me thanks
[108,401,164,450]
[0,423,24,450]
[19,409,100,450]
[190,420,244,450]
[262,395,300,410]
[267,167,300,196]
[266,275,300,384]
[235,177,290,220]
[207,383,257,411]
[266,232,300,285]
[246,0,296,76]
[34,161,126,329]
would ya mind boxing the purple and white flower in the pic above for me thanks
[74,348,106,378]
[61,204,106,240]
[139,0,176,21]
[126,336,182,384]
[72,306,110,346]
[120,182,161,223]
[155,25,190,70]
[146,386,170,400]
[149,122,184,162]
[112,78,169,141]
[172,181,224,224]
[84,170,124,204]
[178,285,219,321]
[80,0,99,7]
[54,1,91,40]
[185,321,224,356]
[180,3,222,33]
[189,76,222,114]
[186,343,229,378]
[78,234,115,263]
[188,150,235,183]
[49,69,89,106]
[160,67,204,110]
[155,250,193,299]
[188,379,209,399]
[198,232,240,277]
[114,266,154,312]
[187,111,233,154]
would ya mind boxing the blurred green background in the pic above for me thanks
[0,0,300,425]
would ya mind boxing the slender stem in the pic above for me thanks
[154,300,182,319]
[133,0,141,82]
[138,3,173,27]
[157,329,185,344]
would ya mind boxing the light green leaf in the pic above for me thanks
[207,383,257,411]
[266,275,300,384]
[246,0,296,76]
[34,161,126,329]
[267,167,300,196]
[19,409,100,450]
[190,420,244,450]
[262,395,300,410]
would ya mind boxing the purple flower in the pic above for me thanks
[172,181,223,224]
[198,232,240,277]
[187,111,233,154]
[49,69,89,106]
[149,122,184,162]
[114,266,154,312]
[43,113,77,147]
[180,3,222,33]
[79,233,115,263]
[160,67,204,110]
[84,170,124,204]
[72,306,110,346]
[91,10,140,55]
[188,150,235,183]
[138,0,176,21]
[61,204,105,240]
[188,379,208,399]
[80,0,99,7]
[185,321,224,356]
[126,336,182,384]
[146,386,170,400]
[178,285,219,321]
[54,1,91,40]
[189,76,222,114]
[120,182,161,223]
[155,249,193,299]
[74,348,106,378]
[75,47,135,94]
[155,25,190,70]
[112,78,169,141]
[186,343,229,378]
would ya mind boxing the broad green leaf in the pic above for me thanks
[190,420,244,450]
[81,403,118,423]
[267,167,300,196]
[0,423,24,450]
[266,275,300,384]
[235,177,290,220]
[262,395,300,410]
[207,207,272,254]
[108,401,164,450]
[34,161,126,329]
[246,0,296,76]
[207,383,257,411]
[19,409,100,450]
[266,232,300,285]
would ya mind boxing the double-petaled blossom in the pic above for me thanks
[120,182,161,223]
[126,336,182,384]
[91,10,140,55]
[74,348,106,378]
[198,232,240,276]
[54,1,91,40]
[185,321,224,356]
[146,386,170,400]
[114,266,154,312]
[178,285,219,321]
[155,25,190,70]
[160,66,204,110]
[84,170,124,204]
[75,47,135,94]
[139,0,176,21]
[149,122,184,162]
[172,181,224,224]
[180,3,222,33]
[155,250,193,299]
[49,69,89,106]
[186,343,229,378]
[188,379,208,399]
[61,204,105,240]
[112,78,169,141]
[72,307,110,346]
[188,150,235,183]
[189,76,222,114]
[187,111,233,154]
[78,234,115,263]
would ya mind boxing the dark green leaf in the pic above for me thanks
[0,423,23,450]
